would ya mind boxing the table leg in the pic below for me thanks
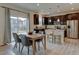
[52,33,53,43]
[32,40,35,55]
[44,35,46,51]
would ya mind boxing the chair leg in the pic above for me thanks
[19,43,20,52]
[27,46,29,55]
[21,45,24,53]
[41,40,44,48]
[42,39,43,45]
[13,43,17,49]
[38,42,40,50]
[54,36,56,43]
[52,36,53,43]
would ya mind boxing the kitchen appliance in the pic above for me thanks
[67,20,78,38]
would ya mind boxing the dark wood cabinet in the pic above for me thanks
[43,16,66,25]
[43,17,49,25]
[78,20,79,38]
[34,14,39,25]
[42,12,79,25]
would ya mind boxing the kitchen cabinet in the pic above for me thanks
[34,14,39,25]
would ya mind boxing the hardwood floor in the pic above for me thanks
[0,38,79,55]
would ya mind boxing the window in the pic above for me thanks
[10,10,29,42]
[39,18,42,25]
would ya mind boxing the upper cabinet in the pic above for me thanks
[34,14,39,25]
[67,13,79,20]
[33,12,79,25]
[42,13,79,25]
[43,17,49,25]
[43,15,67,25]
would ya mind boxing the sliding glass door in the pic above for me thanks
[10,10,29,42]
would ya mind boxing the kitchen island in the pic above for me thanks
[45,29,65,44]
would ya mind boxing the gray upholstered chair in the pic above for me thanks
[19,34,32,54]
[13,33,21,52]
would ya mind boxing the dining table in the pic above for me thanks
[27,33,46,55]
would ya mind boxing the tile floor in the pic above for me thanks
[0,38,79,55]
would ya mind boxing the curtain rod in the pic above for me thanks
[0,6,29,14]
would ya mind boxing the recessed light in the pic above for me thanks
[37,3,39,6]
[41,10,44,12]
[57,10,60,12]
[70,3,72,4]
[47,12,50,14]
[49,8,52,10]
[71,8,74,10]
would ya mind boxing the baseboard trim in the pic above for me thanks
[67,37,79,39]
[0,43,7,47]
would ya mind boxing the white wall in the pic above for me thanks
[39,13,42,25]
[29,12,34,32]
[0,7,5,45]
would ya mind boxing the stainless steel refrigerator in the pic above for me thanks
[67,20,78,38]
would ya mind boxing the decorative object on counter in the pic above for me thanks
[36,26,38,29]
[28,32,33,35]
[56,26,61,29]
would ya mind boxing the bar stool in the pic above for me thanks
[49,33,54,43]
[45,30,54,43]
[53,35,61,44]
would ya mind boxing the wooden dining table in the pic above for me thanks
[27,34,46,55]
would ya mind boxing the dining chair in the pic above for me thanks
[49,33,54,43]
[34,30,44,50]
[13,33,21,52]
[19,34,32,55]
[53,30,61,44]
[53,35,61,44]
[45,29,53,43]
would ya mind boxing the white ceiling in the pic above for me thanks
[7,3,79,16]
